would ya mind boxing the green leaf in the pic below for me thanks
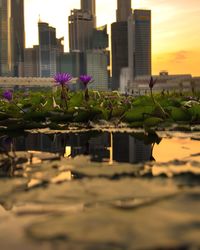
[171,107,191,121]
[188,105,200,121]
[23,111,49,122]
[144,117,163,127]
[68,92,84,108]
[124,106,154,122]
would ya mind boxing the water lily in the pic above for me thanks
[2,90,25,113]
[79,75,93,101]
[3,90,13,101]
[79,75,92,88]
[54,72,72,86]
[148,77,168,119]
[54,72,72,110]
[149,76,157,89]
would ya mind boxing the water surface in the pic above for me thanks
[0,131,199,250]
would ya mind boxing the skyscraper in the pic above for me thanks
[111,22,129,90]
[0,0,25,76]
[111,0,132,90]
[69,0,96,52]
[117,0,132,22]
[68,0,109,90]
[38,22,63,77]
[128,9,151,81]
[92,25,108,49]
[68,9,95,51]
[81,0,96,16]
[11,0,25,76]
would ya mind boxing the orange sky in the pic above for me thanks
[25,0,200,76]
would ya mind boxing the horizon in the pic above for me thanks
[24,0,200,76]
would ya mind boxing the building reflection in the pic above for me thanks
[0,132,154,164]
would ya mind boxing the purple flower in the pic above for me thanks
[79,75,92,87]
[149,76,157,89]
[3,90,13,101]
[54,72,72,86]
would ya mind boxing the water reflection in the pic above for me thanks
[0,132,160,165]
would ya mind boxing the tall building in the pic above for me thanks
[68,0,109,90]
[38,22,63,77]
[111,0,132,90]
[128,9,151,81]
[81,0,96,16]
[84,50,109,91]
[117,0,132,22]
[69,9,95,51]
[0,0,25,76]
[57,51,84,78]
[24,46,39,77]
[92,25,108,49]
[81,0,96,27]
[111,22,129,90]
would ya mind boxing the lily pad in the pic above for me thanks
[124,106,154,122]
[189,105,200,121]
[144,117,164,127]
[171,107,191,122]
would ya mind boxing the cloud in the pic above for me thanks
[169,50,190,63]
[153,49,200,76]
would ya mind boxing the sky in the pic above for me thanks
[25,0,200,76]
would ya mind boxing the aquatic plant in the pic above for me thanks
[148,77,168,119]
[79,75,93,101]
[54,72,72,109]
[3,90,13,101]
[2,90,25,114]
[149,76,157,105]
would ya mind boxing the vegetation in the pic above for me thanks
[0,87,199,132]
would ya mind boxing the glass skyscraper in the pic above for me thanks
[128,9,151,80]
[117,0,132,22]
[112,1,152,90]
[81,0,96,16]
[0,0,25,76]
[111,0,131,90]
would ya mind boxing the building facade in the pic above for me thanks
[38,22,64,77]
[111,0,132,90]
[69,9,95,52]
[128,9,151,81]
[0,0,25,76]
[92,25,108,49]
[117,0,132,22]
[81,0,96,26]
[111,22,129,90]
[84,50,109,91]
[57,51,84,77]
[24,46,39,77]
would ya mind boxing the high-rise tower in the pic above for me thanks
[81,0,96,16]
[0,0,25,76]
[38,22,63,77]
[117,0,132,22]
[128,9,151,81]
[69,9,94,51]
[111,0,132,90]
[81,0,96,26]
[69,0,96,51]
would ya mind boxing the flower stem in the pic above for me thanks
[13,101,26,114]
[85,88,89,102]
[60,84,68,110]
[150,88,156,105]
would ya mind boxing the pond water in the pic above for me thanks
[0,131,199,250]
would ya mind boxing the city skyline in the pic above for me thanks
[25,0,200,76]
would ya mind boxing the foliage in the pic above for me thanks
[0,88,199,131]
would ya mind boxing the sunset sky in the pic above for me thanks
[25,0,200,76]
